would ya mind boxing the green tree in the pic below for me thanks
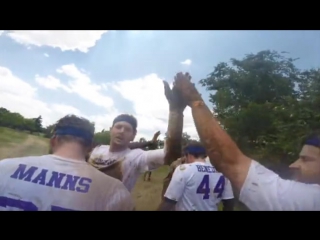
[200,50,316,165]
[94,130,111,145]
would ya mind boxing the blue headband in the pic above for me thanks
[305,137,320,148]
[54,126,93,144]
[113,115,137,130]
[184,146,206,155]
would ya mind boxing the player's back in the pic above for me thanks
[176,162,227,211]
[0,154,133,211]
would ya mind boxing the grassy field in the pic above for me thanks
[0,127,168,210]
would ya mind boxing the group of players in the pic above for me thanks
[0,72,320,211]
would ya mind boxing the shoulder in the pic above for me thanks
[0,155,46,166]
[240,160,320,210]
[0,155,48,175]
[92,145,110,153]
[170,158,183,169]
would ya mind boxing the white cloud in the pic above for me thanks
[180,59,192,66]
[1,63,199,141]
[44,53,49,57]
[0,66,81,127]
[36,64,114,110]
[110,74,198,139]
[5,31,108,53]
[0,31,4,36]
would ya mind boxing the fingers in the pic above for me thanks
[163,80,172,101]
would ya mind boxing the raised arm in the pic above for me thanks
[128,131,160,150]
[173,72,320,210]
[162,76,187,165]
[172,72,250,196]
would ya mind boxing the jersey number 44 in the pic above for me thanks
[196,175,225,199]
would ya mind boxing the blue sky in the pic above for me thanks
[0,30,319,140]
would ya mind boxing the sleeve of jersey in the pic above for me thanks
[138,149,165,172]
[239,160,320,211]
[164,167,186,202]
[222,178,234,200]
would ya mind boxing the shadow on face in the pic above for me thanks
[110,121,136,148]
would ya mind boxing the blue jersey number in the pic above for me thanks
[196,175,225,199]
[0,196,76,211]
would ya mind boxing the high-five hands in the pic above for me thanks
[163,74,187,113]
[172,72,202,107]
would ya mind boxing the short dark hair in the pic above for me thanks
[53,114,95,147]
[112,114,137,131]
[184,141,207,159]
[303,131,320,148]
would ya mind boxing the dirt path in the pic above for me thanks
[0,135,49,159]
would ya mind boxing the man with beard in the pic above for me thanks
[88,73,187,192]
[0,115,133,211]
[172,72,320,211]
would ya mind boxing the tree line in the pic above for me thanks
[0,108,196,147]
[1,50,319,166]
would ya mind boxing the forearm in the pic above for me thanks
[128,141,151,150]
[190,101,251,196]
[164,111,183,165]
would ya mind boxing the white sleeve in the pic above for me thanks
[164,166,186,202]
[239,160,320,211]
[138,149,165,172]
[222,178,234,200]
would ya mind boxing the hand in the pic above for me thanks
[151,131,161,143]
[163,77,187,112]
[172,72,202,106]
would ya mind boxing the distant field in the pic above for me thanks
[0,127,168,210]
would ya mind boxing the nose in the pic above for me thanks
[289,159,301,169]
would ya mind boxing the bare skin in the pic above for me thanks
[128,131,160,150]
[163,75,188,165]
[173,72,251,197]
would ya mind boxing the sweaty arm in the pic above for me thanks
[158,166,186,211]
[189,99,320,210]
[164,111,184,165]
[221,178,234,211]
[190,99,251,197]
[239,160,320,210]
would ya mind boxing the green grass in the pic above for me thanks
[0,127,29,146]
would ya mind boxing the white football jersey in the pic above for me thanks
[0,155,134,211]
[240,160,320,211]
[164,161,234,211]
[89,145,165,191]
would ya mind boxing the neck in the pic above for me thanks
[193,158,206,163]
[109,142,128,152]
[53,143,86,161]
